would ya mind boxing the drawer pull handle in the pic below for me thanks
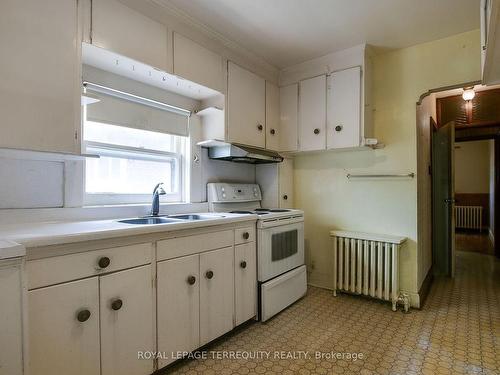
[257,124,263,131]
[111,299,123,311]
[335,125,343,132]
[98,256,110,269]
[283,194,288,200]
[270,128,276,135]
[187,275,196,285]
[205,270,214,279]
[243,232,250,240]
[240,261,247,269]
[76,309,91,322]
[314,128,320,135]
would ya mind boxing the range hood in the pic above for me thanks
[198,140,283,164]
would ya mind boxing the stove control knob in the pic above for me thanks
[254,192,258,197]
[222,193,227,199]
[221,187,225,192]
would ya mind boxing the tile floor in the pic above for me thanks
[164,251,500,375]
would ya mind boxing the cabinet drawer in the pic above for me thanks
[27,243,153,290]
[157,230,233,261]
[234,226,255,245]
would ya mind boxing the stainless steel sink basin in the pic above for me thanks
[118,217,182,225]
[169,214,222,220]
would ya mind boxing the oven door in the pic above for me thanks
[257,221,304,281]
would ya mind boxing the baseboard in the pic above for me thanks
[417,267,434,308]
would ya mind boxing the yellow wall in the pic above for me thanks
[295,30,481,302]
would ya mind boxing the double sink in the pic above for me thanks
[118,214,223,225]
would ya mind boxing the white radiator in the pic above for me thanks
[455,205,483,231]
[330,231,407,311]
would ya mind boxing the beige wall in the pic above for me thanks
[455,140,492,194]
[294,30,481,305]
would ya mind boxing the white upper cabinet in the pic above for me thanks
[92,0,168,72]
[279,84,299,152]
[299,75,327,151]
[0,0,79,153]
[481,0,500,84]
[327,67,361,149]
[173,33,224,92]
[227,62,266,148]
[265,82,281,151]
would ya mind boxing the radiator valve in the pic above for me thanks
[396,293,411,313]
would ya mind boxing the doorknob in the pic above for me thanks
[444,199,456,204]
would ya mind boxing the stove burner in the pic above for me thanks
[230,210,253,214]
[258,208,291,212]
[255,208,270,211]
[270,209,290,212]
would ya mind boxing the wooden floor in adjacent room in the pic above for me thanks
[456,232,494,255]
[165,251,500,375]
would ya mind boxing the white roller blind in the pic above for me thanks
[85,84,190,137]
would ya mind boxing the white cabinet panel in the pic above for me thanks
[200,246,234,345]
[234,243,257,325]
[280,84,299,152]
[327,67,361,149]
[100,265,154,375]
[28,278,100,375]
[0,260,24,375]
[266,81,281,151]
[227,62,266,148]
[0,0,78,153]
[92,0,168,71]
[173,33,224,92]
[157,254,200,367]
[279,158,294,209]
[299,75,327,151]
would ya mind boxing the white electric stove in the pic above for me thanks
[208,183,307,321]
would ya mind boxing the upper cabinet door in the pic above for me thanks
[266,82,280,151]
[279,84,299,152]
[28,278,100,375]
[0,0,78,153]
[100,265,154,375]
[299,75,327,151]
[227,62,266,148]
[199,246,234,346]
[173,33,224,92]
[92,0,168,71]
[327,67,361,149]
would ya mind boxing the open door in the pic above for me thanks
[432,121,456,276]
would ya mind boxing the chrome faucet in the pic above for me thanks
[151,183,166,216]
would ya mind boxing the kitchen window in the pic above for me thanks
[83,121,188,205]
[81,79,192,206]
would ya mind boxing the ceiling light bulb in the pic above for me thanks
[462,88,475,101]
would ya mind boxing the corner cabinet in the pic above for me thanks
[227,62,266,148]
[91,0,169,72]
[280,84,299,152]
[0,0,79,153]
[256,157,295,208]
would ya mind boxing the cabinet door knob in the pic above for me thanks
[243,232,250,240]
[257,124,263,131]
[98,256,110,269]
[76,309,91,322]
[270,128,276,135]
[283,194,288,200]
[187,275,196,285]
[240,261,247,269]
[205,270,214,279]
[313,128,320,135]
[335,125,343,132]
[111,299,123,311]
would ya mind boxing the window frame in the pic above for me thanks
[83,138,185,206]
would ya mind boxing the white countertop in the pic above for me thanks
[0,213,257,249]
[0,239,26,259]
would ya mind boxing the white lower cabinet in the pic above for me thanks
[200,246,235,346]
[28,278,100,375]
[100,265,154,375]
[157,254,200,368]
[234,243,257,326]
